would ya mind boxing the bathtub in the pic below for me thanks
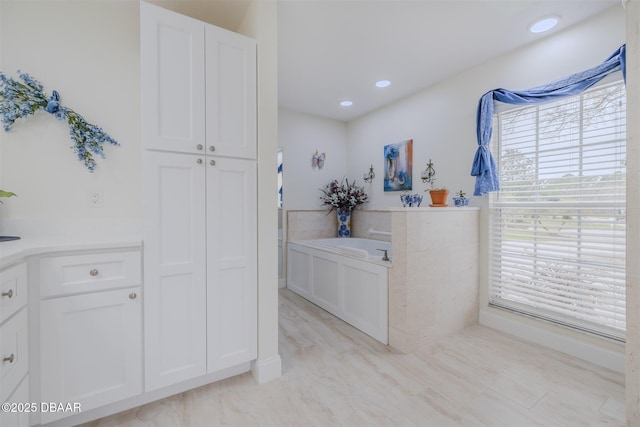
[287,238,390,344]
[296,237,392,264]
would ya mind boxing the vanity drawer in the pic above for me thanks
[0,263,27,325]
[0,307,28,402]
[40,250,141,297]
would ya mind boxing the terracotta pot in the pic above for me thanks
[429,189,449,207]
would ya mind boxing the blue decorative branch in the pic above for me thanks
[0,71,119,172]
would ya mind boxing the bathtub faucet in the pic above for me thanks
[377,248,390,262]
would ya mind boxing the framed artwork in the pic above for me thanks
[384,139,413,191]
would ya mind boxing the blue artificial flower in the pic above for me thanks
[0,71,118,171]
[44,90,60,114]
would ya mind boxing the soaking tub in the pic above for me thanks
[287,238,390,344]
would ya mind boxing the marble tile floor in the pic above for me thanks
[84,289,625,427]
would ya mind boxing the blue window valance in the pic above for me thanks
[471,44,626,196]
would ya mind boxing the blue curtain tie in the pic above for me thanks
[471,44,626,196]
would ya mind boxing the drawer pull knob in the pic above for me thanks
[197,158,203,165]
[89,269,99,277]
[129,293,137,300]
[209,145,215,152]
[1,289,13,298]
[3,354,14,364]
[196,144,203,151]
[210,160,216,166]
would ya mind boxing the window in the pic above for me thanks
[489,80,626,340]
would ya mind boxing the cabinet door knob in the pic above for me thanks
[209,145,215,152]
[210,160,216,166]
[89,269,99,277]
[196,144,203,151]
[129,292,137,300]
[1,289,13,298]
[197,158,203,165]
[3,354,14,364]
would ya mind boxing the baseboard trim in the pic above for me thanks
[251,355,282,384]
[480,308,624,373]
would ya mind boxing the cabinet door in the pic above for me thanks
[0,262,27,324]
[141,2,205,154]
[143,150,207,390]
[40,288,142,424]
[0,308,28,404]
[205,25,256,159]
[206,157,257,372]
[0,375,29,427]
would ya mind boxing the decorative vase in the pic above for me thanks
[336,207,352,237]
[429,189,449,207]
[453,197,469,207]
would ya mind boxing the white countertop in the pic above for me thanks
[385,206,480,211]
[0,234,142,269]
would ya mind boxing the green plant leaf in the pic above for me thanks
[0,190,17,198]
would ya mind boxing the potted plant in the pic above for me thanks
[0,190,16,203]
[453,190,469,207]
[429,187,448,207]
[0,190,19,242]
[422,160,448,207]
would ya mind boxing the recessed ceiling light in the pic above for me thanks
[529,16,559,33]
[375,80,391,88]
[340,100,353,107]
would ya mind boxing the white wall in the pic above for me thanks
[238,0,281,383]
[346,5,627,370]
[278,108,348,211]
[347,6,626,210]
[278,4,628,370]
[0,0,282,385]
[0,1,140,224]
[627,1,640,423]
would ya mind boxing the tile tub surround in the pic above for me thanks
[286,210,391,241]
[286,208,479,354]
[389,208,480,353]
[81,289,624,427]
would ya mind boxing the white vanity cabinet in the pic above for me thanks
[0,262,29,427]
[141,2,257,392]
[143,150,257,390]
[37,250,142,424]
[141,1,256,160]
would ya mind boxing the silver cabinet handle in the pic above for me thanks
[196,144,203,151]
[3,354,14,364]
[129,293,137,300]
[1,289,13,298]
[197,158,203,165]
[209,145,215,152]
[89,269,99,277]
[210,160,216,166]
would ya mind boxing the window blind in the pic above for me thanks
[489,80,626,340]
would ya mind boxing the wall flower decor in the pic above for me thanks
[312,150,326,169]
[0,71,119,172]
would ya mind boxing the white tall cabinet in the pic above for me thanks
[141,2,257,392]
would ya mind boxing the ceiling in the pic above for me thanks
[147,0,621,123]
[277,0,621,122]
[144,0,253,32]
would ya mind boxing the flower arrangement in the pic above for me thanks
[0,71,119,172]
[320,178,368,212]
